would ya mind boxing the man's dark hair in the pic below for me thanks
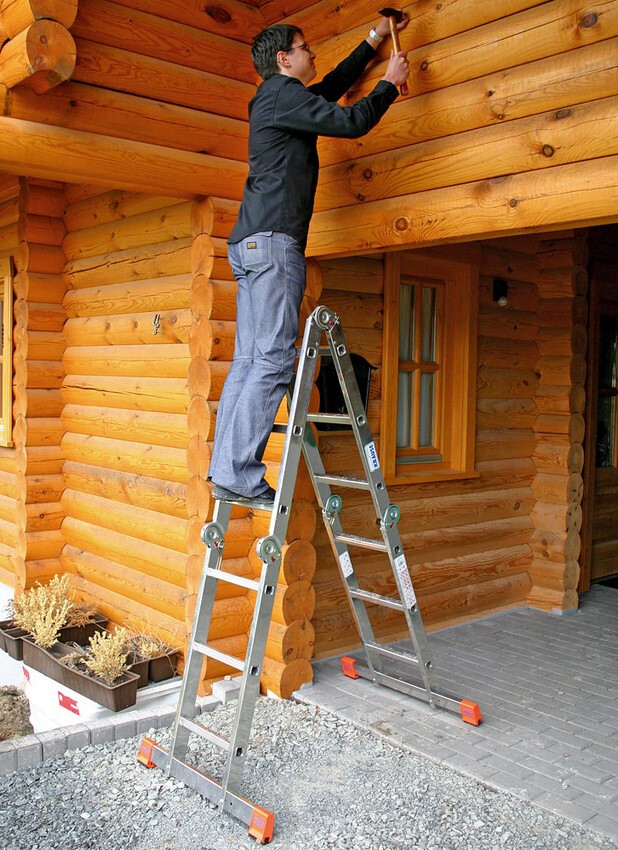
[252,24,303,80]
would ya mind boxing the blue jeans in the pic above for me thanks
[208,231,306,497]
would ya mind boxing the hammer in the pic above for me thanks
[378,7,408,96]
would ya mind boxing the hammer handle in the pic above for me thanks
[388,15,408,96]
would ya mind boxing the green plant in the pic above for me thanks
[12,575,73,649]
[84,628,129,685]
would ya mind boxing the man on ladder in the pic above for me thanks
[208,17,410,507]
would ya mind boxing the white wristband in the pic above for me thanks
[368,28,383,43]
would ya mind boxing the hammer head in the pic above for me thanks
[378,6,404,20]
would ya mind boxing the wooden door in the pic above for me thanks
[581,227,618,588]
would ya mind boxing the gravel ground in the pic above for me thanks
[1,698,616,850]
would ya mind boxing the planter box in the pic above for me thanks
[148,649,180,682]
[127,652,149,689]
[0,621,29,660]
[22,637,139,712]
[57,613,108,645]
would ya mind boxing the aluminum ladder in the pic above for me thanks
[137,305,481,845]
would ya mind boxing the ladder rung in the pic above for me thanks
[295,346,332,357]
[349,588,404,611]
[306,413,351,425]
[193,642,245,672]
[205,567,259,592]
[365,641,420,666]
[315,474,370,490]
[178,716,230,751]
[335,533,387,552]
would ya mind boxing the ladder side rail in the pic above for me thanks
[220,538,283,798]
[268,315,323,542]
[300,423,383,676]
[379,516,438,695]
[168,500,233,764]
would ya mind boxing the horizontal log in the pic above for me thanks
[529,558,579,592]
[15,445,63,475]
[63,202,192,261]
[478,308,539,342]
[63,308,191,346]
[307,155,618,257]
[16,473,64,503]
[476,367,538,400]
[526,584,578,611]
[73,0,255,83]
[62,404,188,448]
[61,375,189,414]
[185,593,253,642]
[62,487,187,553]
[18,211,65,245]
[61,433,188,482]
[15,300,65,332]
[476,398,537,430]
[475,429,536,462]
[538,296,588,327]
[537,267,588,298]
[537,354,586,386]
[14,416,63,447]
[7,81,249,162]
[63,460,186,518]
[63,275,190,319]
[315,96,618,212]
[0,196,18,228]
[533,440,584,475]
[260,657,312,699]
[63,515,186,582]
[62,544,185,620]
[419,571,533,628]
[73,38,253,121]
[532,471,583,505]
[531,528,581,564]
[63,343,190,379]
[0,117,246,200]
[64,191,184,233]
[15,271,65,303]
[319,39,618,166]
[534,413,586,444]
[110,0,262,44]
[69,573,184,647]
[20,330,65,359]
[15,241,64,273]
[0,0,78,39]
[265,619,315,664]
[537,325,587,357]
[63,238,192,289]
[0,21,75,94]
[17,528,63,560]
[24,500,63,531]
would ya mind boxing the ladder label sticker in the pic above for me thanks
[364,441,380,472]
[339,550,354,578]
[394,555,417,608]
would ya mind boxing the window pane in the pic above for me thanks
[596,314,618,468]
[397,372,413,448]
[421,286,436,362]
[399,284,414,361]
[419,372,434,447]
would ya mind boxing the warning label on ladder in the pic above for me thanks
[364,441,380,471]
[394,555,416,608]
[339,550,353,578]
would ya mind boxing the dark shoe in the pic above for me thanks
[212,484,276,509]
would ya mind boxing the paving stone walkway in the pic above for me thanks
[295,585,618,842]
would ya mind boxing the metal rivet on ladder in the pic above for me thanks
[250,666,259,676]
[278,505,288,515]
[235,747,244,757]
[337,344,346,355]
[356,415,365,425]
[265,585,274,595]
[307,347,317,358]
[293,425,303,436]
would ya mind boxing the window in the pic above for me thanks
[381,252,478,482]
[0,258,13,447]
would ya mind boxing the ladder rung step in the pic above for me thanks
[365,641,420,666]
[205,567,259,592]
[193,642,245,672]
[296,346,332,357]
[335,533,387,552]
[348,588,404,611]
[315,474,370,490]
[178,717,230,751]
[306,413,351,425]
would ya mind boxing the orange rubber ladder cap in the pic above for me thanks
[340,656,359,679]
[248,806,275,844]
[460,699,482,726]
[137,737,157,768]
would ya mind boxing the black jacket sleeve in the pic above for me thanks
[308,41,378,103]
[273,77,398,140]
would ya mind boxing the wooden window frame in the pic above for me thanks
[0,258,13,447]
[381,252,479,484]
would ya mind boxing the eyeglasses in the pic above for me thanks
[287,42,312,53]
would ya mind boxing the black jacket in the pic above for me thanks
[229,41,398,250]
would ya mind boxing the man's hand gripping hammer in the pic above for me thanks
[378,7,408,96]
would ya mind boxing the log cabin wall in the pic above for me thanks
[0,174,19,585]
[312,231,588,657]
[59,187,193,649]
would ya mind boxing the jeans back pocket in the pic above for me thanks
[241,231,273,273]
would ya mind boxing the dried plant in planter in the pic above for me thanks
[131,634,172,659]
[64,603,98,628]
[12,575,73,649]
[84,628,129,685]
